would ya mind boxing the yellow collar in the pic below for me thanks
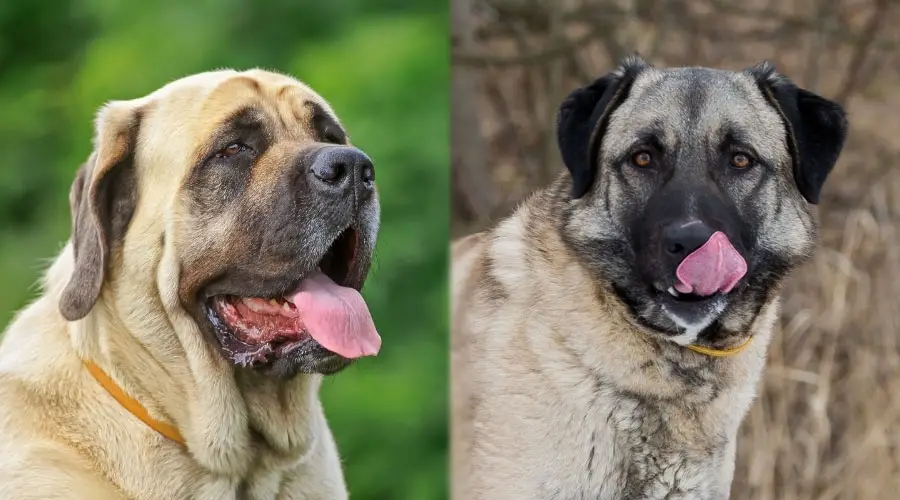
[84,360,185,445]
[685,336,753,357]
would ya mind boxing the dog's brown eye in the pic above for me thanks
[730,153,752,169]
[632,151,652,167]
[217,143,248,159]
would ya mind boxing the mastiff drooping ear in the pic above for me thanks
[746,61,849,204]
[59,102,141,321]
[555,54,651,199]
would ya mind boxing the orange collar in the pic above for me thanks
[686,336,753,357]
[83,360,185,445]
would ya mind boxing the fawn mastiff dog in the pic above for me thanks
[0,69,382,499]
[452,56,848,499]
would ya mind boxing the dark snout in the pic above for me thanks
[308,146,375,201]
[639,188,749,297]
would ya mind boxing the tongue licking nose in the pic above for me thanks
[286,271,381,359]
[674,231,747,296]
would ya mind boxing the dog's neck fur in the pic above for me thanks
[45,243,323,480]
[472,188,776,498]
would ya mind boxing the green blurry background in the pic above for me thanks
[0,1,448,498]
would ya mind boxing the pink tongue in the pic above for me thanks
[286,271,381,359]
[674,231,747,296]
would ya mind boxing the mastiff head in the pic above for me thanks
[59,69,381,378]
[556,55,848,346]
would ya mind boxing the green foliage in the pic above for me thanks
[0,1,448,498]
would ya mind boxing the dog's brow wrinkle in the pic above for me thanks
[228,75,261,94]
[276,85,295,99]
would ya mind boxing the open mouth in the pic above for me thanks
[659,285,718,304]
[315,227,358,288]
[648,281,728,321]
[203,227,381,368]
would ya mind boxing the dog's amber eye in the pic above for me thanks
[730,153,752,169]
[632,151,652,167]
[216,143,248,159]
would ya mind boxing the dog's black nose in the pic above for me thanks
[309,146,375,196]
[662,220,716,259]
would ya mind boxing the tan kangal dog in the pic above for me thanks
[0,69,382,499]
[452,56,848,499]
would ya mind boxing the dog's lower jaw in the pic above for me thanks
[662,298,727,345]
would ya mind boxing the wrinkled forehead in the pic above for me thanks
[603,67,788,159]
[146,70,342,146]
[132,70,345,184]
[200,72,341,137]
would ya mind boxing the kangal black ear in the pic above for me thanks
[746,61,849,205]
[59,102,141,321]
[556,54,649,199]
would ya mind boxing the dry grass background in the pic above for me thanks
[451,0,900,498]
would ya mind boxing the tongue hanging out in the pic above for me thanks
[285,271,381,359]
[674,231,747,296]
[215,271,381,360]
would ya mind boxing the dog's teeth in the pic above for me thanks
[667,287,680,297]
[242,298,268,313]
[269,298,279,307]
[282,301,292,312]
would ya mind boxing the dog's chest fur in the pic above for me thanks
[532,381,733,500]
[468,322,742,500]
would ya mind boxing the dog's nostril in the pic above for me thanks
[667,243,685,255]
[361,163,374,183]
[312,161,346,183]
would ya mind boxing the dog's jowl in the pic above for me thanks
[451,56,848,500]
[0,70,381,499]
